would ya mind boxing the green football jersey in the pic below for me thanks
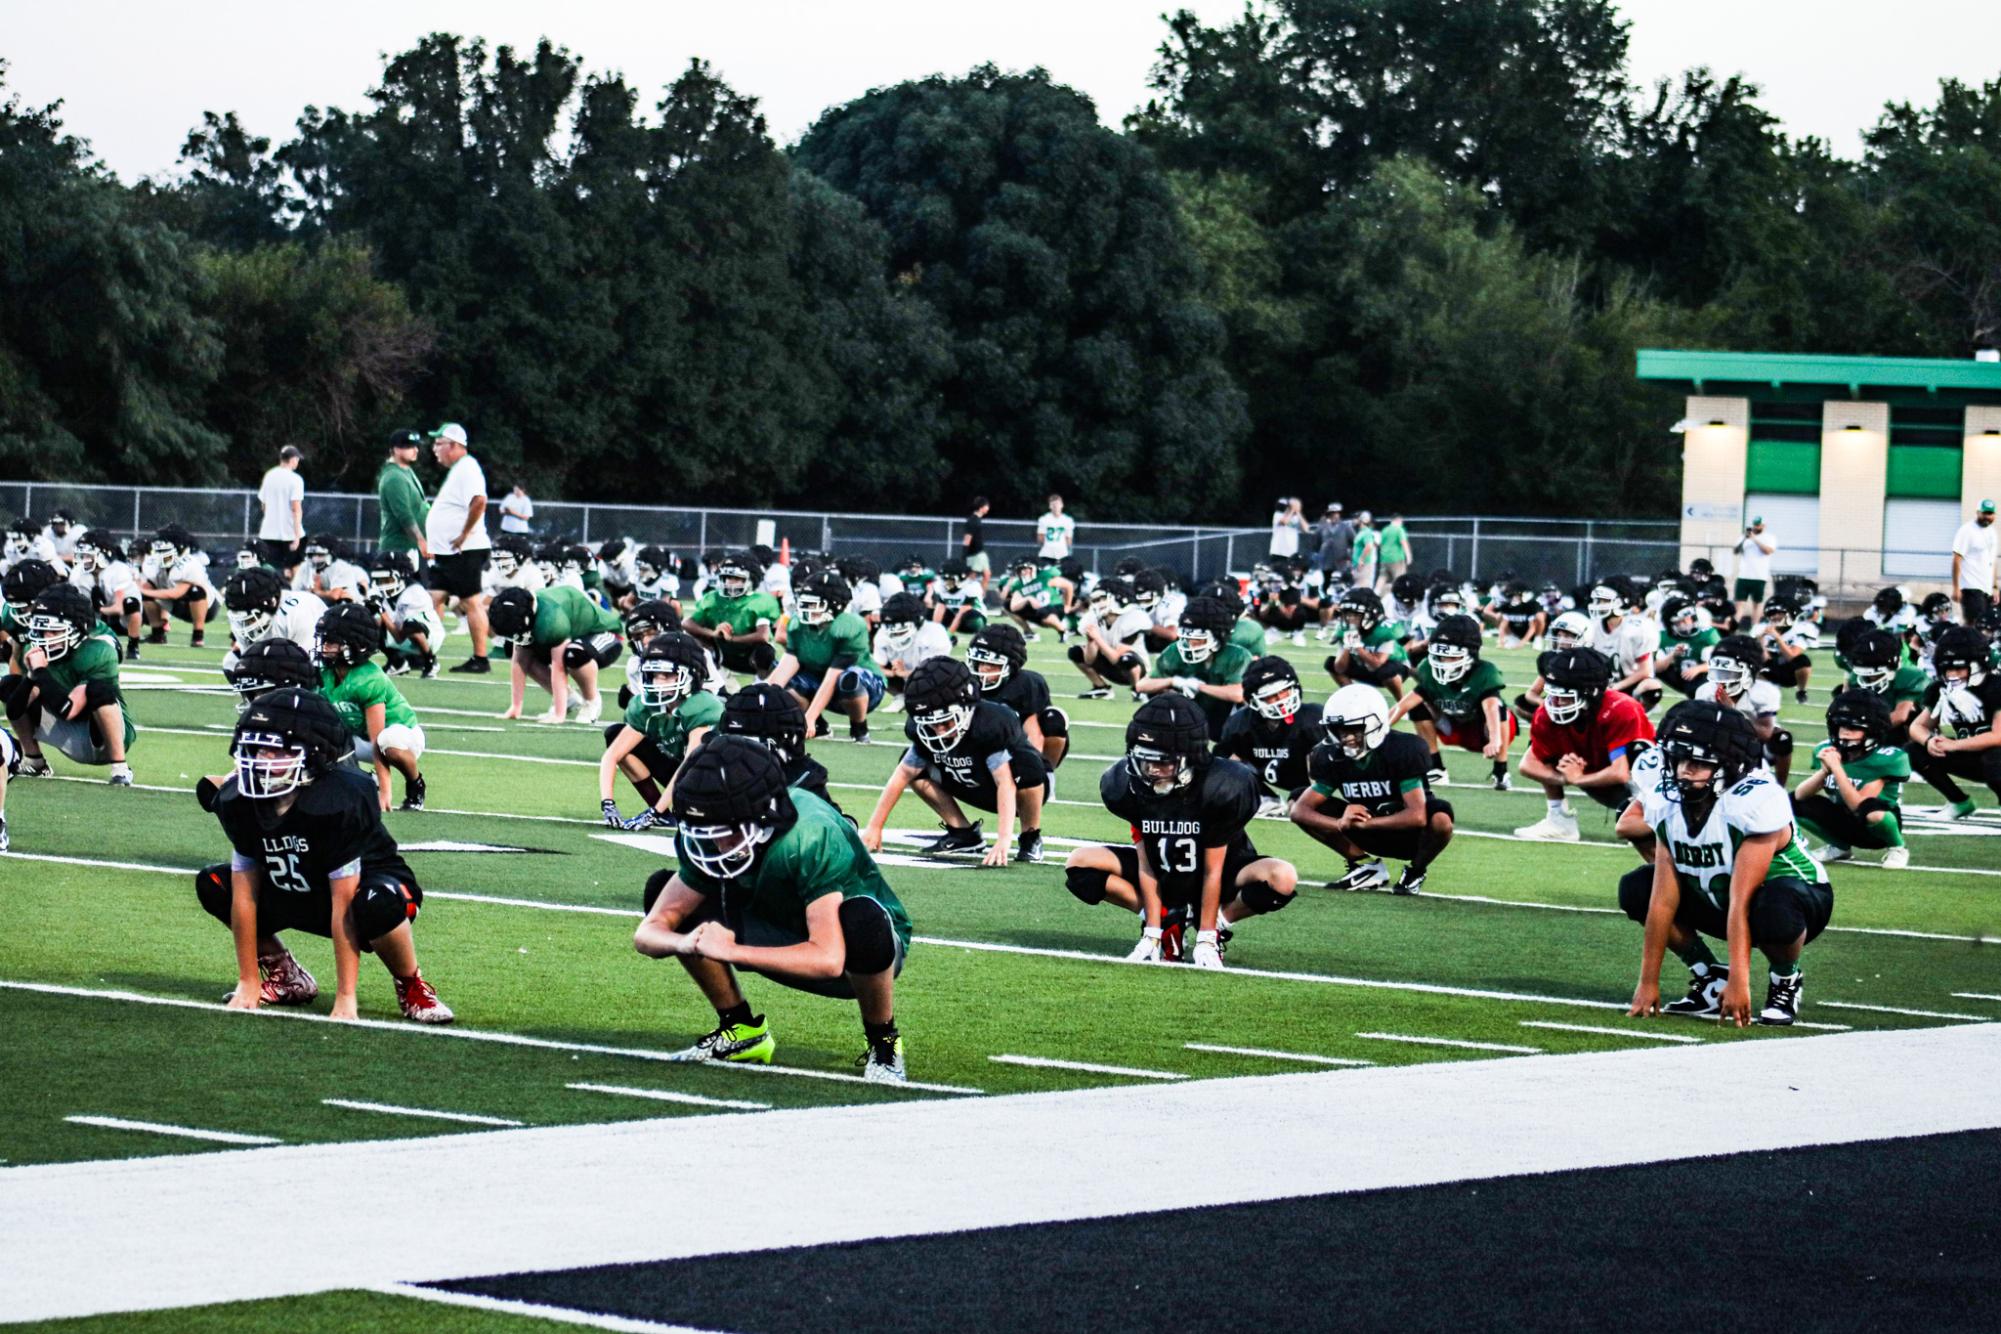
[1414,657,1504,722]
[1352,621,1410,663]
[320,662,418,735]
[528,584,622,647]
[689,590,783,638]
[622,690,723,768]
[1230,617,1267,653]
[1001,570,1058,606]
[1813,740,1908,810]
[1841,663,1929,706]
[788,610,871,674]
[41,638,136,748]
[1156,639,1252,686]
[1658,627,1721,658]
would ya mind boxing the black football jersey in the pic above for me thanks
[214,766,413,907]
[1100,755,1259,900]
[1215,701,1323,797]
[903,700,1047,799]
[786,750,837,811]
[1924,674,2001,739]
[1305,729,1433,818]
[989,667,1052,724]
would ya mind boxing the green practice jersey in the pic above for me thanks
[1349,620,1410,663]
[689,590,783,638]
[321,662,418,735]
[789,611,870,674]
[1156,639,1252,686]
[528,585,622,647]
[1230,617,1266,653]
[41,638,136,748]
[1414,657,1504,722]
[1841,663,1929,706]
[1659,626,1721,659]
[622,690,724,768]
[1812,740,1908,809]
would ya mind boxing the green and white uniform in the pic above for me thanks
[1230,616,1267,654]
[1843,662,1930,709]
[623,690,723,770]
[31,638,136,762]
[1001,568,1060,613]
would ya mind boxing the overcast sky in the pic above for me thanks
[9,0,2001,182]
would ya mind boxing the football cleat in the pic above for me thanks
[1490,770,1512,792]
[859,1038,907,1085]
[1018,829,1045,864]
[1290,631,1305,646]
[1159,919,1186,962]
[394,971,455,1024]
[1392,865,1425,896]
[878,693,905,714]
[573,696,603,726]
[1662,964,1727,1017]
[224,946,319,1006]
[1425,765,1449,786]
[1812,843,1851,864]
[399,775,427,811]
[1255,795,1288,820]
[813,715,831,739]
[422,658,441,679]
[1944,799,1978,821]
[1758,970,1803,1026]
[1327,859,1389,892]
[1881,846,1910,869]
[669,1018,775,1064]
[17,756,51,778]
[926,822,985,857]
[1513,811,1580,842]
[145,627,167,645]
[189,631,205,649]
[1794,687,1809,704]
[850,722,872,745]
[1078,686,1113,700]
[107,764,135,787]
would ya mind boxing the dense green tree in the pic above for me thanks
[130,111,291,249]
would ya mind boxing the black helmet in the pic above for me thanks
[151,523,196,558]
[837,554,880,585]
[73,530,122,568]
[715,551,763,599]
[1133,568,1168,609]
[3,559,62,616]
[1871,587,1904,620]
[490,533,533,574]
[316,601,383,666]
[1196,579,1244,617]
[941,556,970,580]
[1088,576,1135,616]
[488,587,537,644]
[225,637,320,703]
[25,583,93,661]
[1825,689,1892,763]
[906,656,979,756]
[623,598,681,642]
[366,552,408,600]
[1178,595,1233,664]
[1058,555,1087,583]
[1427,613,1484,683]
[1658,700,1762,803]
[1338,587,1385,631]
[670,735,797,879]
[1706,634,1765,700]
[1917,591,1955,629]
[230,687,349,800]
[968,624,1026,691]
[635,544,671,580]
[1847,628,1902,693]
[1390,571,1423,607]
[1125,693,1210,797]
[633,631,708,712]
[1242,655,1303,724]
[882,591,927,625]
[794,568,851,626]
[223,566,288,643]
[1541,648,1612,725]
[302,534,340,568]
[1932,625,1991,688]
[720,682,807,763]
[1761,594,1797,627]
[1661,596,1702,638]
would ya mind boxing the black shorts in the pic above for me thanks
[196,861,423,946]
[1107,840,1265,911]
[678,892,904,1000]
[1340,654,1408,688]
[168,596,219,624]
[1762,653,1810,687]
[1792,793,1899,850]
[921,749,1049,814]
[257,538,301,570]
[528,631,624,671]
[1617,865,1833,948]
[605,722,676,780]
[713,637,777,676]
[1349,796,1454,861]
[430,550,487,599]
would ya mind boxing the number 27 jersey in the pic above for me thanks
[1640,771,1825,911]
[1099,756,1260,897]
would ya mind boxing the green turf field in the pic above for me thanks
[3,623,1997,1197]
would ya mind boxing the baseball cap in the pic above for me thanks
[387,428,424,451]
[429,422,469,446]
[1751,515,1764,525]
[1981,499,1996,514]
[1324,501,1343,513]
[278,444,304,463]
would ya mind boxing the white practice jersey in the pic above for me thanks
[761,565,793,603]
[1628,741,1666,801]
[1640,771,1826,912]
[43,527,78,562]
[75,559,141,610]
[154,553,217,598]
[224,589,326,669]
[1591,616,1657,680]
[1863,605,1918,634]
[313,559,369,602]
[483,560,548,598]
[1086,604,1153,648]
[850,578,884,617]
[1150,590,1187,632]
[872,620,952,671]
[383,584,443,642]
[631,568,680,603]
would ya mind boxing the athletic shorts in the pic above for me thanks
[965,552,991,574]
[429,550,487,599]
[354,723,425,765]
[258,538,301,571]
[1339,654,1409,689]
[1617,865,1832,948]
[167,596,219,624]
[677,892,905,1000]
[1105,841,1265,912]
[1792,793,1898,851]
[1733,578,1767,602]
[525,631,624,671]
[35,712,119,766]
[197,861,422,946]
[1348,796,1454,862]
[1411,706,1516,753]
[788,665,885,710]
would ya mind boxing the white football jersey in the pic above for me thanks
[166,554,217,596]
[483,560,547,597]
[1090,604,1153,647]
[1863,605,1918,634]
[313,559,369,601]
[386,585,443,642]
[872,620,951,671]
[1150,589,1187,631]
[761,565,793,601]
[850,579,884,617]
[1934,680,1999,738]
[270,590,328,649]
[1628,742,1666,800]
[632,568,679,603]
[1590,616,1655,679]
[1640,772,1825,912]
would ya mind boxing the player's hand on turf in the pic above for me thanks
[983,841,1010,868]
[860,823,885,852]
[1718,977,1753,1028]
[1191,932,1224,970]
[500,705,521,720]
[622,809,665,832]
[330,996,359,1022]
[224,985,260,1012]
[1126,926,1164,963]
[601,799,623,828]
[690,923,736,961]
[1483,737,1506,761]
[1627,980,1660,1017]
[535,708,564,725]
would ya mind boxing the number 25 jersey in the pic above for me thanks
[214,766,414,902]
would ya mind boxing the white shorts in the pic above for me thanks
[355,723,426,765]
[36,715,114,766]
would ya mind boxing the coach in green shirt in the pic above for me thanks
[376,429,431,561]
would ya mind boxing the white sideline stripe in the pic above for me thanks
[369,1283,722,1333]
[1953,993,2001,1003]
[1819,1001,1992,1022]
[1183,1042,1373,1067]
[64,1116,279,1147]
[42,777,609,828]
[12,1025,2001,1324]
[990,1054,1187,1081]
[566,1083,771,1112]
[1356,1032,1543,1054]
[1518,1021,1701,1045]
[322,1099,524,1128]
[430,889,634,917]
[0,980,980,1096]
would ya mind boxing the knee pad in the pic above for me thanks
[122,595,142,616]
[838,897,897,975]
[82,679,120,711]
[1067,644,1087,664]
[0,674,24,711]
[352,879,417,941]
[1323,655,1342,679]
[562,643,594,669]
[194,863,232,922]
[1855,796,1895,821]
[1765,727,1793,757]
[1040,707,1069,739]
[1238,880,1295,915]
[196,776,222,812]
[1065,864,1110,905]
[1112,653,1145,683]
[1616,864,1655,924]
[641,867,674,914]
[603,722,626,748]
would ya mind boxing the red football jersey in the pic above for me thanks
[1529,689,1654,768]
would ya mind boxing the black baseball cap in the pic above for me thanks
[387,429,424,451]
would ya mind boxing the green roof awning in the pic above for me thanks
[1637,349,2001,404]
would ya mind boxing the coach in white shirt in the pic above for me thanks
[426,422,494,672]
[1037,493,1075,561]
[256,445,306,573]
[1953,498,1998,623]
[1732,515,1776,622]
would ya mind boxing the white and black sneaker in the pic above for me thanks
[1018,829,1045,864]
[926,822,986,857]
[1663,964,1727,1017]
[1392,865,1425,896]
[1425,765,1449,786]
[18,756,52,779]
[1078,686,1113,700]
[1759,970,1804,1026]
[1327,859,1389,891]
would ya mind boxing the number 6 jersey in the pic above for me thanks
[1099,755,1261,897]
[1639,771,1826,911]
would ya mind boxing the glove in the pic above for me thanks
[601,798,623,828]
[1190,930,1224,970]
[1126,926,1164,963]
[1172,676,1201,697]
[623,808,668,832]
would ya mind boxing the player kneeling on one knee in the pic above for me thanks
[1514,648,1654,844]
[1290,684,1452,896]
[1623,702,1831,1029]
[862,656,1046,866]
[634,737,914,1084]
[197,688,451,1023]
[601,631,721,830]
[1063,693,1297,968]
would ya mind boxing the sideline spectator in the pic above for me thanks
[1350,510,1380,594]
[1037,494,1075,562]
[1733,515,1777,622]
[1269,497,1305,559]
[1377,512,1413,591]
[256,445,305,574]
[1952,499,1997,623]
[964,496,991,589]
[424,423,493,673]
[376,430,430,571]
[499,484,535,536]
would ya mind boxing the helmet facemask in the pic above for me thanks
[883,619,920,653]
[1250,678,1301,723]
[679,821,772,880]
[235,549,259,570]
[306,544,331,571]
[914,702,975,756]
[1544,685,1589,725]
[1180,628,1217,664]
[228,608,274,645]
[968,649,1011,691]
[1587,587,1622,620]
[1128,744,1193,796]
[27,611,82,661]
[490,549,520,578]
[1428,643,1473,683]
[637,660,695,713]
[1707,654,1752,700]
[370,569,404,601]
[233,733,314,801]
[718,564,753,599]
[796,593,834,627]
[1549,613,1590,651]
[1852,662,1895,694]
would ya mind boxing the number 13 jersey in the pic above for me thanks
[1099,755,1260,897]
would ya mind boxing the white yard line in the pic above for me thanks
[1182,1042,1374,1067]
[1952,993,2001,1003]
[64,1116,279,1147]
[989,1054,1188,1081]
[566,1083,771,1112]
[321,1099,525,1128]
[1518,1021,1701,1045]
[1818,1001,1991,1022]
[1355,1032,1543,1054]
[369,1283,724,1333]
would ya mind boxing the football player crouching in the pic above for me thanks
[199,688,451,1023]
[1390,613,1513,791]
[1064,693,1298,965]
[1513,648,1655,843]
[1653,596,1720,699]
[301,536,368,603]
[140,525,218,648]
[71,532,146,660]
[2,559,65,667]
[968,624,1069,774]
[222,566,326,672]
[720,682,838,811]
[861,656,1047,865]
[1906,625,2001,819]
[316,603,427,812]
[364,554,444,679]
[1135,595,1250,741]
[1,585,136,785]
[222,637,321,713]
[1216,656,1323,818]
[770,569,882,744]
[874,592,952,713]
[1290,684,1452,895]
[1622,702,1832,1028]
[1838,626,1928,740]
[0,722,18,850]
[601,632,722,830]
[1702,634,1792,783]
[489,583,624,726]
[1325,588,1414,703]
[1071,576,1153,701]
[686,550,784,681]
[626,544,680,611]
[935,558,988,636]
[1792,690,1910,869]
[636,736,914,1083]
[1000,554,1068,641]
[1584,582,1663,713]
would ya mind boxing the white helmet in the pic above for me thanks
[1548,611,1591,651]
[1322,684,1390,759]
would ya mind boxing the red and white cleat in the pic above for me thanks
[394,971,455,1024]
[224,946,319,1006]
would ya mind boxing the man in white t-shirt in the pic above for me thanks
[425,422,494,673]
[498,485,535,536]
[1036,494,1075,561]
[1732,515,1776,623]
[256,445,305,574]
[1951,498,1997,624]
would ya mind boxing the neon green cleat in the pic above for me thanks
[859,1038,907,1085]
[669,1017,775,1064]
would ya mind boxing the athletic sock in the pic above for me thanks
[1672,937,1719,970]
[717,1001,754,1030]
[1428,750,1442,767]
[1770,960,1800,978]
[1491,760,1508,778]
[1546,798,1567,819]
[864,1018,900,1056]
[1877,812,1906,848]
[634,777,663,807]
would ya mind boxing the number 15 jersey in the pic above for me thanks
[1099,755,1260,898]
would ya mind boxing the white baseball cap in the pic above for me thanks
[429,422,468,446]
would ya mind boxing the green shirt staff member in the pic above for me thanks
[634,738,914,1084]
[376,429,431,561]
